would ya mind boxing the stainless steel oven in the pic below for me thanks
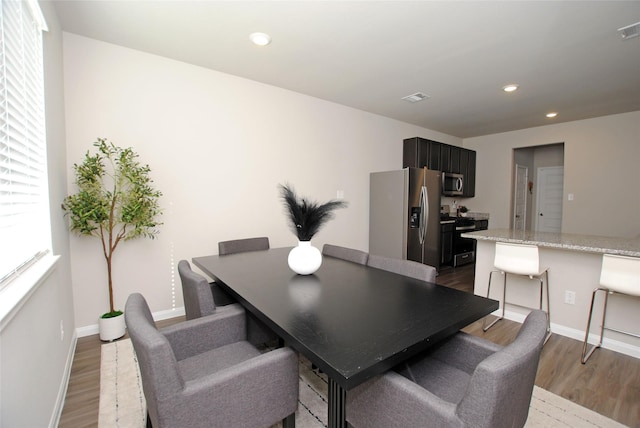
[452,218,488,267]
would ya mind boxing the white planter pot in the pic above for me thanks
[99,313,126,341]
[288,241,322,275]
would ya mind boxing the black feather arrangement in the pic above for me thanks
[279,184,348,241]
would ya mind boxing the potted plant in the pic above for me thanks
[279,184,347,275]
[62,138,162,341]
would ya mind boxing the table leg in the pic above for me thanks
[328,377,346,428]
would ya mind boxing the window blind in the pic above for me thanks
[0,0,49,288]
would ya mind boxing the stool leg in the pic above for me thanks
[483,270,506,331]
[541,270,551,344]
[581,288,608,364]
[598,291,609,346]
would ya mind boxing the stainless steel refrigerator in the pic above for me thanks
[369,167,442,269]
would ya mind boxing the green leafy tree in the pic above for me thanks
[62,138,162,317]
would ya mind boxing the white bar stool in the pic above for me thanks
[482,242,551,344]
[581,254,640,364]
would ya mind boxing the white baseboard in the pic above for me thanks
[50,331,78,428]
[498,309,640,359]
[75,307,186,338]
[154,307,186,321]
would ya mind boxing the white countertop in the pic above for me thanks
[462,229,640,257]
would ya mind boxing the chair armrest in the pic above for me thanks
[429,332,503,375]
[347,371,459,427]
[168,348,299,427]
[161,304,246,361]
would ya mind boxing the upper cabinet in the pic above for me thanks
[464,150,476,197]
[403,137,476,197]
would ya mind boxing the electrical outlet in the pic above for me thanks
[564,290,576,305]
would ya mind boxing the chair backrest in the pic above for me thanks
[125,293,183,423]
[218,237,270,255]
[367,254,437,283]
[178,260,216,319]
[322,244,369,265]
[458,310,547,428]
[494,242,540,276]
[600,254,640,296]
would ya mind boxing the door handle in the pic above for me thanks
[539,213,544,216]
[419,186,427,245]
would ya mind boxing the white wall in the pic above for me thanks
[0,2,76,426]
[62,33,461,330]
[465,111,640,238]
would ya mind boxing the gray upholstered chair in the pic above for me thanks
[125,293,298,428]
[367,253,437,283]
[322,243,369,265]
[218,236,270,255]
[178,260,235,315]
[178,259,276,346]
[212,238,270,306]
[346,310,548,428]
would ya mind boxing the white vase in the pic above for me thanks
[99,313,126,341]
[288,241,322,275]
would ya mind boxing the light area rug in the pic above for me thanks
[99,339,628,428]
[99,338,146,427]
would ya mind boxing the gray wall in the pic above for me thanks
[0,2,75,427]
[465,112,640,238]
[62,33,461,330]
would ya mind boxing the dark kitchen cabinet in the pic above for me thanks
[464,150,476,197]
[402,137,429,169]
[441,222,454,266]
[439,144,450,172]
[403,137,442,171]
[449,146,461,173]
[458,149,469,178]
[403,138,476,197]
[428,141,441,171]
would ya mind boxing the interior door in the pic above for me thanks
[536,166,564,232]
[513,164,528,230]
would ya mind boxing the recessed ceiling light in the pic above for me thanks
[546,112,558,118]
[618,22,640,40]
[249,32,272,46]
[402,92,430,103]
[502,84,519,93]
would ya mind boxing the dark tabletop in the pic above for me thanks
[193,247,498,390]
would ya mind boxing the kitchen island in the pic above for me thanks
[463,229,640,359]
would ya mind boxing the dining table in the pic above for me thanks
[193,247,498,428]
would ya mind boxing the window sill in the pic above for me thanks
[0,254,60,332]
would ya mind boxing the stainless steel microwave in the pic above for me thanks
[442,172,463,196]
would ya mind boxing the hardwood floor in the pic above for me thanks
[58,318,183,427]
[59,264,640,427]
[437,264,640,427]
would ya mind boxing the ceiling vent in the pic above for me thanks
[618,22,640,40]
[402,92,430,103]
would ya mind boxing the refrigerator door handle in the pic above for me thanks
[419,186,428,245]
